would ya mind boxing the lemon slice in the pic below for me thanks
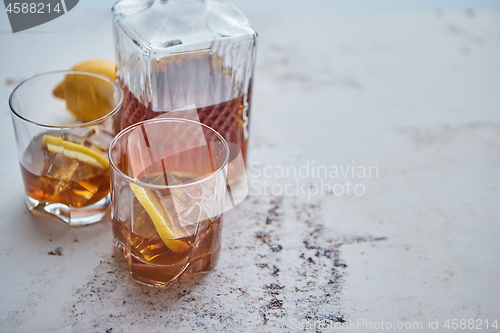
[129,182,190,253]
[42,135,109,170]
[53,59,117,122]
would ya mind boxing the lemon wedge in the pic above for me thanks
[42,135,109,170]
[129,182,190,254]
[53,59,117,122]
[69,59,116,81]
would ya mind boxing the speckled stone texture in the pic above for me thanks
[1,8,499,333]
[47,195,378,332]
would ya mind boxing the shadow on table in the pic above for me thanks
[19,205,112,254]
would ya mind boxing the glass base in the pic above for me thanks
[114,238,220,287]
[25,195,110,227]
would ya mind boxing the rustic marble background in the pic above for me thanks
[0,4,499,333]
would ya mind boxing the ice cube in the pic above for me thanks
[132,202,162,239]
[169,182,213,228]
[36,175,62,198]
[24,143,48,175]
[46,153,70,179]
[171,184,202,210]
[71,162,102,181]
[67,179,99,207]
[84,129,114,153]
[65,128,96,145]
[136,169,216,235]
[46,152,79,196]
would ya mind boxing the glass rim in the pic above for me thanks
[8,70,124,129]
[108,118,230,190]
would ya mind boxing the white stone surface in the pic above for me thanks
[0,7,499,333]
